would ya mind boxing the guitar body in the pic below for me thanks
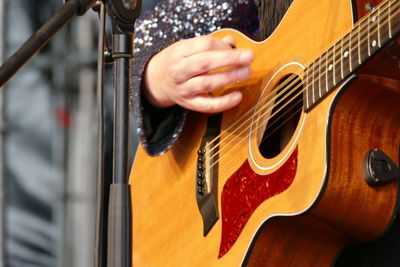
[130,0,400,266]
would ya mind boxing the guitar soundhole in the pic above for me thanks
[259,74,303,159]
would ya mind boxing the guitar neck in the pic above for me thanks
[304,0,400,111]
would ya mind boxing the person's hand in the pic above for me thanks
[143,35,254,113]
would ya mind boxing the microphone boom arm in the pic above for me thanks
[0,0,97,87]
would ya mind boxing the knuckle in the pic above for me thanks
[180,87,192,98]
[200,78,213,92]
[235,50,243,62]
[198,56,211,73]
[169,66,181,82]
[223,35,236,47]
[222,51,236,64]
[198,36,216,50]
[228,70,240,83]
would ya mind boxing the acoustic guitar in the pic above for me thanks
[130,0,400,265]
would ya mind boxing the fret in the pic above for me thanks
[321,50,328,94]
[349,30,353,71]
[379,1,390,43]
[313,60,320,103]
[392,0,400,34]
[305,60,322,108]
[378,3,381,47]
[325,53,329,94]
[325,47,335,97]
[341,33,351,79]
[369,0,397,47]
[357,23,362,64]
[340,38,344,79]
[358,19,369,65]
[312,61,315,104]
[318,55,322,98]
[333,43,336,85]
[368,9,371,56]
[349,34,359,71]
[389,0,392,38]
[304,67,313,110]
[333,42,342,87]
[304,72,308,109]
[303,67,308,109]
[307,69,312,109]
[368,8,381,56]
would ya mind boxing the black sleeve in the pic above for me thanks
[130,0,259,156]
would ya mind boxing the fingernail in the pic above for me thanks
[231,92,242,103]
[239,50,254,63]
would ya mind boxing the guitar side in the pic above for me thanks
[245,74,400,266]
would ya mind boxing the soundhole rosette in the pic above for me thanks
[248,61,307,174]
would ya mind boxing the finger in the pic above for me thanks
[222,35,237,48]
[182,91,243,114]
[179,35,234,57]
[184,66,251,96]
[177,49,254,80]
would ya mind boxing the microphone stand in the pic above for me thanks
[106,27,133,266]
[103,1,141,267]
[0,0,97,86]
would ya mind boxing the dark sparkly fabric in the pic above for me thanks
[130,0,259,156]
[131,0,297,156]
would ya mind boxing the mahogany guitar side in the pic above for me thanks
[245,75,400,266]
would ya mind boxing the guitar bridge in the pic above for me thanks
[196,114,222,236]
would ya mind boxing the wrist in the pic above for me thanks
[143,56,175,108]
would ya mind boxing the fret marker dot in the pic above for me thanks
[372,40,377,47]
[328,64,333,71]
[371,16,376,22]
[343,51,349,58]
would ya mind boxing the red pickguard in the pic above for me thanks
[219,147,298,257]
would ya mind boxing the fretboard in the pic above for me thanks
[303,0,400,112]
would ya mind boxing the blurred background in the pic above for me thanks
[0,0,161,266]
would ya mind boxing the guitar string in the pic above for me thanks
[203,69,300,150]
[259,102,303,144]
[206,7,400,173]
[202,0,396,158]
[205,9,398,174]
[205,73,301,157]
[202,0,394,154]
[202,3,398,170]
[209,3,399,178]
[203,2,399,168]
[209,84,303,171]
[210,102,303,173]
[204,0,398,164]
[205,3,398,169]
[206,4,400,171]
[252,97,304,149]
[204,1,399,171]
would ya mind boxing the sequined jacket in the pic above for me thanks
[131,0,292,156]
